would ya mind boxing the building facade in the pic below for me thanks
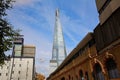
[47,0,120,80]
[35,73,45,80]
[49,9,67,73]
[47,33,96,80]
[0,36,36,80]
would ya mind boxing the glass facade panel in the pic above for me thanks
[14,44,22,56]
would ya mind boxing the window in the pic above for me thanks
[93,63,104,80]
[18,71,20,74]
[19,64,21,67]
[6,73,8,76]
[0,73,1,76]
[106,58,120,79]
[12,71,14,74]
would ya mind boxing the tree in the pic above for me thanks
[0,0,20,65]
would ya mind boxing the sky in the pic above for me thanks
[6,0,99,78]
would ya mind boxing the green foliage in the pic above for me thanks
[0,0,20,65]
[0,0,14,17]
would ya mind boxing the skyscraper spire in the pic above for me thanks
[56,9,59,17]
[49,9,67,73]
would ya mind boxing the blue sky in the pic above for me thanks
[7,0,99,78]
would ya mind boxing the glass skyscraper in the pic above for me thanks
[49,9,67,73]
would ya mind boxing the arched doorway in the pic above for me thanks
[68,75,71,80]
[85,72,89,80]
[79,70,84,80]
[106,58,120,79]
[93,63,105,80]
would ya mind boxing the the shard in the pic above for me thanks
[49,9,67,73]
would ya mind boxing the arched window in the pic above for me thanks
[69,75,71,80]
[61,77,65,80]
[85,72,89,80]
[79,70,84,80]
[106,58,120,79]
[93,63,105,80]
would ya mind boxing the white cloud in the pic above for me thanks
[60,11,91,43]
[14,0,41,6]
[15,0,32,5]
